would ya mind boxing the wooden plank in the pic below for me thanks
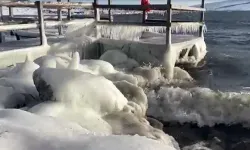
[0,2,93,9]
[0,23,38,31]
[172,5,206,11]
[96,4,166,10]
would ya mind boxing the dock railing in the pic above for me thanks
[0,0,205,48]
[93,0,206,47]
[0,1,93,44]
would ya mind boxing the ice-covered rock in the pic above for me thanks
[100,50,128,66]
[105,72,139,85]
[133,66,162,83]
[174,67,193,81]
[33,67,127,116]
[0,109,177,150]
[114,80,148,117]
[0,54,39,98]
[34,54,72,69]
[80,59,117,75]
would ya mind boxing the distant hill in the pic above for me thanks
[204,0,250,11]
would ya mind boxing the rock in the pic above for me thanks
[147,117,164,130]
[33,67,128,115]
[100,50,128,66]
[133,66,161,83]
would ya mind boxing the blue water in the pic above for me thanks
[203,11,250,92]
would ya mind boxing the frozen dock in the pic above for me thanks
[0,0,206,68]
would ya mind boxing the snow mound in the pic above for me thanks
[33,67,128,116]
[0,54,39,108]
[0,109,177,150]
[34,55,71,68]
[100,50,128,66]
[80,59,117,75]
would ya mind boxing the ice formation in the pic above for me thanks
[0,53,39,108]
[96,23,201,41]
[0,13,210,150]
[163,44,177,80]
[31,58,179,149]
[0,109,178,150]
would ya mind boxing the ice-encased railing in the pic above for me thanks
[97,23,201,41]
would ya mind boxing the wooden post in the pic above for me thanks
[0,6,3,43]
[199,0,205,37]
[67,0,71,20]
[0,32,4,43]
[36,1,47,45]
[142,10,146,23]
[166,0,172,47]
[108,0,112,22]
[94,0,100,21]
[9,7,13,19]
[57,0,63,35]
[0,6,3,21]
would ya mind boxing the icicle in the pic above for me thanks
[171,23,201,34]
[96,22,201,41]
[68,52,80,70]
[25,52,33,62]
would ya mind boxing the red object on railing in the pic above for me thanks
[141,0,151,12]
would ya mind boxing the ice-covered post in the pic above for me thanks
[93,0,100,21]
[0,6,4,43]
[142,9,146,23]
[57,0,63,35]
[166,0,172,47]
[199,0,205,37]
[9,7,13,18]
[67,0,71,20]
[108,0,113,22]
[36,1,47,45]
[141,0,149,23]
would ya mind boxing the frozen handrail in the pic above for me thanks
[0,1,47,45]
[95,4,205,12]
[0,23,38,31]
[96,21,204,27]
[0,2,93,9]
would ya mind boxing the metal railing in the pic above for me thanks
[93,0,206,47]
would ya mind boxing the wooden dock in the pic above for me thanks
[0,0,206,49]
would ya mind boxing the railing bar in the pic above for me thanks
[166,0,172,46]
